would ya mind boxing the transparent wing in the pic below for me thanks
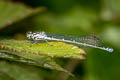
[46,32,102,47]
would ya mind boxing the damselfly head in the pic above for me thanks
[26,31,33,39]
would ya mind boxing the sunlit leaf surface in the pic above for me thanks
[0,40,86,59]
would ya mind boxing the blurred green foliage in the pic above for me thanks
[0,0,120,80]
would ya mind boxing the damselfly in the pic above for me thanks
[26,31,114,52]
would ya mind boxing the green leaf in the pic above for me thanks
[0,40,86,76]
[0,40,86,59]
[0,61,47,80]
[0,1,44,29]
[0,71,14,80]
[0,51,74,77]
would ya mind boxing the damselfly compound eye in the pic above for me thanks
[26,31,33,39]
